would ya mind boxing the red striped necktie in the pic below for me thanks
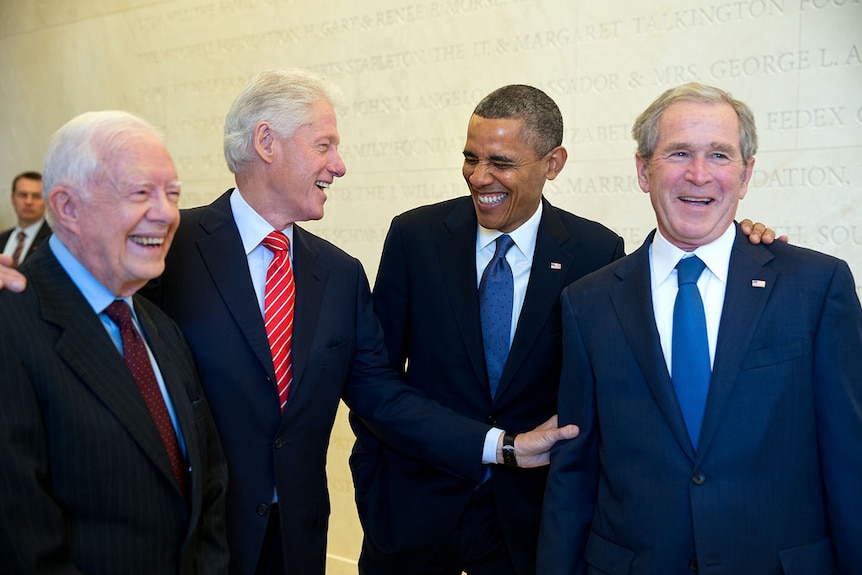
[262,231,295,413]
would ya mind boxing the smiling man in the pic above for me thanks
[538,82,862,574]
[0,111,229,574]
[351,85,624,575]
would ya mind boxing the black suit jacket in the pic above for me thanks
[0,246,229,574]
[539,226,862,574]
[0,220,51,264]
[350,196,625,574]
[146,190,489,575]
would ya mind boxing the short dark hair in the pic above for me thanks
[11,171,42,194]
[472,85,563,158]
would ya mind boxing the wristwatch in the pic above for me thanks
[502,432,518,468]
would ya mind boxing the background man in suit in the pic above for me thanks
[1,171,51,266]
[538,83,862,574]
[0,111,229,574]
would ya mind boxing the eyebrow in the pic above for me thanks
[462,150,517,163]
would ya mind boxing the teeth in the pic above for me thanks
[130,236,165,246]
[680,197,711,204]
[316,181,330,189]
[478,193,507,205]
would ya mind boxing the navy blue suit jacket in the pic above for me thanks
[146,190,489,575]
[351,196,624,574]
[0,246,229,574]
[539,225,862,574]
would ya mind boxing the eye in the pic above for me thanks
[463,157,479,165]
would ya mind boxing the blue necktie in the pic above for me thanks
[672,255,711,449]
[480,234,515,398]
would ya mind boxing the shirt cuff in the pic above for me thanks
[483,427,505,464]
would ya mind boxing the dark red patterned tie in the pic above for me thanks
[261,231,295,413]
[10,231,26,267]
[104,300,187,495]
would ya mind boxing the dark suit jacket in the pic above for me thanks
[0,220,51,264]
[350,196,625,574]
[538,225,862,575]
[0,246,229,574]
[145,190,489,575]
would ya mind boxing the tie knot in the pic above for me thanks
[104,300,133,328]
[262,231,289,253]
[677,255,706,286]
[493,234,515,260]
[16,231,26,241]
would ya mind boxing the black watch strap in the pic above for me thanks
[502,432,518,468]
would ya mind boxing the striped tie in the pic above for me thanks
[11,231,26,267]
[262,231,295,413]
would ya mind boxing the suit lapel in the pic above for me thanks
[437,201,489,390]
[612,233,698,460]
[496,201,576,400]
[288,225,325,400]
[195,194,275,381]
[29,249,181,492]
[695,228,776,459]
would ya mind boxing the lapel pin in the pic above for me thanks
[751,279,766,288]
[550,262,562,270]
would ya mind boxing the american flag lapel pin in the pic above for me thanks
[550,262,562,270]
[751,279,767,288]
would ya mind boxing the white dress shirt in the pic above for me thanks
[650,224,736,374]
[477,202,543,463]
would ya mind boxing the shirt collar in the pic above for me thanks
[476,200,543,258]
[230,187,294,254]
[651,222,737,286]
[48,234,126,315]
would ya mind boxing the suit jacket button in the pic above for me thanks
[692,472,706,485]
[275,437,284,449]
[257,504,270,516]
[688,558,698,571]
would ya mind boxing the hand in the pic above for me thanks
[0,254,27,292]
[496,415,579,468]
[739,219,789,244]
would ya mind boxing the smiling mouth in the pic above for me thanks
[130,236,166,247]
[316,181,330,190]
[679,196,712,205]
[477,192,507,206]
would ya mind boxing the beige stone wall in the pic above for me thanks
[2,0,860,570]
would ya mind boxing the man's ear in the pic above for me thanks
[635,153,650,193]
[48,186,77,231]
[544,146,568,181]
[252,121,276,165]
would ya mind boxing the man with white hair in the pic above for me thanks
[0,111,229,574]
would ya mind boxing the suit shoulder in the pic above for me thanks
[295,225,363,269]
[553,207,622,244]
[389,197,470,226]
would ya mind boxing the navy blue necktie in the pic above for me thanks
[480,234,515,398]
[672,255,711,449]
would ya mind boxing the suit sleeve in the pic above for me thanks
[0,336,86,575]
[342,247,489,483]
[812,260,862,572]
[537,287,598,575]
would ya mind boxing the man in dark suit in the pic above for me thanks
[1,171,51,266]
[349,85,623,575]
[538,83,862,574]
[0,111,229,574]
[141,69,574,575]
